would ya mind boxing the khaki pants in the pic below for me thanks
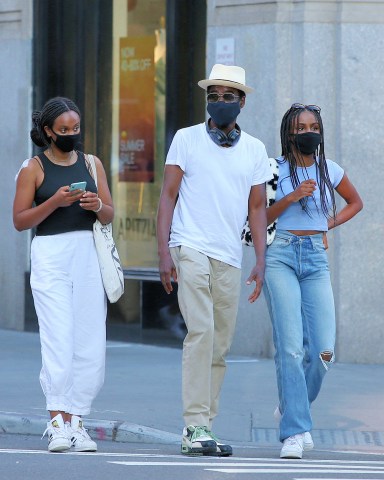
[170,245,241,428]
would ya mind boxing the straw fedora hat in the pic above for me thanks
[198,64,254,94]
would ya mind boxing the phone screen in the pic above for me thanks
[69,181,87,191]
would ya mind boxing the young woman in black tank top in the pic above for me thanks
[13,97,114,453]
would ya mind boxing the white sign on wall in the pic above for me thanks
[215,38,235,65]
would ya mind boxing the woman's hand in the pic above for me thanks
[79,191,100,211]
[51,186,85,208]
[290,179,317,202]
[267,179,317,225]
[322,232,329,250]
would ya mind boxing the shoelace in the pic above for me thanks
[41,425,64,440]
[41,426,49,440]
[190,426,210,442]
[285,435,302,446]
[73,426,92,440]
[204,428,219,443]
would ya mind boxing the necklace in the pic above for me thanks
[48,147,75,165]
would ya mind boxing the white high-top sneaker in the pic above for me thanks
[69,415,97,452]
[42,413,71,452]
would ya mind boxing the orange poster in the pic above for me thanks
[119,36,156,182]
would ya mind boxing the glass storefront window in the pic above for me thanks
[112,0,166,276]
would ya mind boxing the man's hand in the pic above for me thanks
[156,165,184,294]
[245,263,265,303]
[159,251,178,294]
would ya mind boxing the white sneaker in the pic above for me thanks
[42,413,71,452]
[274,407,314,450]
[69,415,97,452]
[303,431,314,450]
[280,433,304,459]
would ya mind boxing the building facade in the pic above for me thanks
[1,0,383,362]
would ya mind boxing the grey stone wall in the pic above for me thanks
[207,0,384,363]
[0,0,33,330]
[1,0,382,363]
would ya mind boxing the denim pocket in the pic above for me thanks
[311,237,326,253]
[272,235,291,248]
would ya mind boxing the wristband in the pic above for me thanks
[94,197,103,213]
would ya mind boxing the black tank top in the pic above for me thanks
[34,151,98,236]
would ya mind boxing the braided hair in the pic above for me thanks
[279,106,336,220]
[30,97,81,147]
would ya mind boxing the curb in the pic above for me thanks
[2,412,384,454]
[0,412,180,445]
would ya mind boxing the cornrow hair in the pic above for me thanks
[30,97,81,147]
[279,106,337,220]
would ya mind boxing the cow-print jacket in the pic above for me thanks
[241,157,279,247]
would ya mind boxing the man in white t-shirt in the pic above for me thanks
[157,64,272,457]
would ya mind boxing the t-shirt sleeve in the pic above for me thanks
[165,130,187,172]
[328,159,344,187]
[15,158,32,181]
[252,143,273,185]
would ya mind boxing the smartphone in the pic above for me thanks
[69,181,87,191]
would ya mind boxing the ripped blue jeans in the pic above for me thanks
[263,231,335,442]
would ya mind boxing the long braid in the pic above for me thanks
[30,97,81,147]
[280,107,336,220]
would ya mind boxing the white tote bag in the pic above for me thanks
[88,155,124,303]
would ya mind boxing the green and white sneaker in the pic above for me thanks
[181,426,217,456]
[204,429,233,457]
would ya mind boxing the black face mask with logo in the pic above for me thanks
[207,102,241,129]
[52,131,81,152]
[294,132,322,155]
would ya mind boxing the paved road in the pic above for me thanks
[0,329,383,456]
[1,434,384,480]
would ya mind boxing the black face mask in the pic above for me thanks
[294,132,321,155]
[52,131,81,153]
[207,102,241,129]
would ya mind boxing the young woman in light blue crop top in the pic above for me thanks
[263,104,363,459]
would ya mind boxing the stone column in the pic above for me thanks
[0,0,33,330]
[207,0,384,363]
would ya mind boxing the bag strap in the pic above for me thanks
[87,154,98,188]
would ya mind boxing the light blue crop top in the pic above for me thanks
[275,156,344,232]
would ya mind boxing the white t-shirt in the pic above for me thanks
[166,123,272,268]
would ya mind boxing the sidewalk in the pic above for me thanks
[0,329,383,452]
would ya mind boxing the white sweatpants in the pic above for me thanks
[30,231,107,416]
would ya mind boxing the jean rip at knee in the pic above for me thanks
[319,350,334,371]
